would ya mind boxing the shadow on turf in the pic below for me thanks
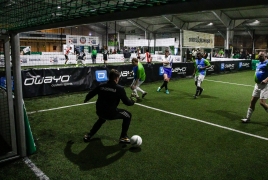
[206,109,242,121]
[175,90,218,99]
[64,138,137,171]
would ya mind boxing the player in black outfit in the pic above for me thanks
[83,69,135,143]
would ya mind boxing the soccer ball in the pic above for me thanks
[130,135,142,147]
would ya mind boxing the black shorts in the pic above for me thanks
[65,55,68,60]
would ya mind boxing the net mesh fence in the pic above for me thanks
[0,0,185,32]
[0,78,12,156]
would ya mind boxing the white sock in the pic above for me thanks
[136,86,145,94]
[246,108,253,119]
[133,89,139,97]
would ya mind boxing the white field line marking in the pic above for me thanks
[23,157,49,180]
[27,102,96,114]
[26,99,268,141]
[135,103,268,141]
[205,79,254,87]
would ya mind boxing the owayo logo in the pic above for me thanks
[95,70,108,82]
[172,67,187,74]
[24,75,71,86]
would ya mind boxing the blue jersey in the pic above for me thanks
[255,60,268,83]
[194,58,210,76]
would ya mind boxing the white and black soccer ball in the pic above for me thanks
[130,135,142,147]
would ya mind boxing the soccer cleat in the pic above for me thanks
[165,90,169,94]
[193,95,197,99]
[157,87,161,92]
[241,118,250,123]
[142,92,147,98]
[119,136,130,143]
[83,133,92,142]
[130,93,136,97]
[199,88,204,96]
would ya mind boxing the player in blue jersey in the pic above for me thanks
[157,49,173,94]
[242,53,268,122]
[193,53,211,99]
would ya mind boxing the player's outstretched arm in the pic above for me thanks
[84,87,98,103]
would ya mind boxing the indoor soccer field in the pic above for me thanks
[1,70,268,180]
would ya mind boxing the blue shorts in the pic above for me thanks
[164,68,172,78]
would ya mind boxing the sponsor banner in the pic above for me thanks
[0,76,14,90]
[238,61,251,70]
[21,67,94,97]
[20,46,31,55]
[205,62,216,75]
[183,30,214,48]
[124,39,148,47]
[0,54,182,67]
[66,35,99,46]
[95,70,108,82]
[17,60,251,98]
[124,38,175,47]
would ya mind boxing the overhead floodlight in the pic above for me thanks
[208,22,213,26]
[57,6,61,9]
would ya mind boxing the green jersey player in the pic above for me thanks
[193,53,211,99]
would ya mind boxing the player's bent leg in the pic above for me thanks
[259,99,268,112]
[113,109,132,143]
[84,117,106,142]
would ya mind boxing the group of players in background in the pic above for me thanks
[82,49,217,144]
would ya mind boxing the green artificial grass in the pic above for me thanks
[1,70,268,180]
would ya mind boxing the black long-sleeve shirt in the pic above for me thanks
[84,81,134,117]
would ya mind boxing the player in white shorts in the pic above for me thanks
[242,53,268,122]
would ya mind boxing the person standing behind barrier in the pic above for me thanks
[136,48,141,60]
[64,46,72,65]
[193,53,211,99]
[91,47,97,64]
[123,48,131,64]
[144,49,152,66]
[83,69,135,143]
[76,50,86,67]
[241,53,268,123]
[102,47,109,67]
[157,49,173,94]
[130,58,147,100]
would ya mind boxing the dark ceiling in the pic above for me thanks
[0,0,268,37]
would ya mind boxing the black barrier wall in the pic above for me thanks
[0,60,252,98]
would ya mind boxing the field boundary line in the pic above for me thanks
[27,101,268,141]
[205,79,254,87]
[136,103,268,141]
[23,157,49,180]
[27,102,96,114]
